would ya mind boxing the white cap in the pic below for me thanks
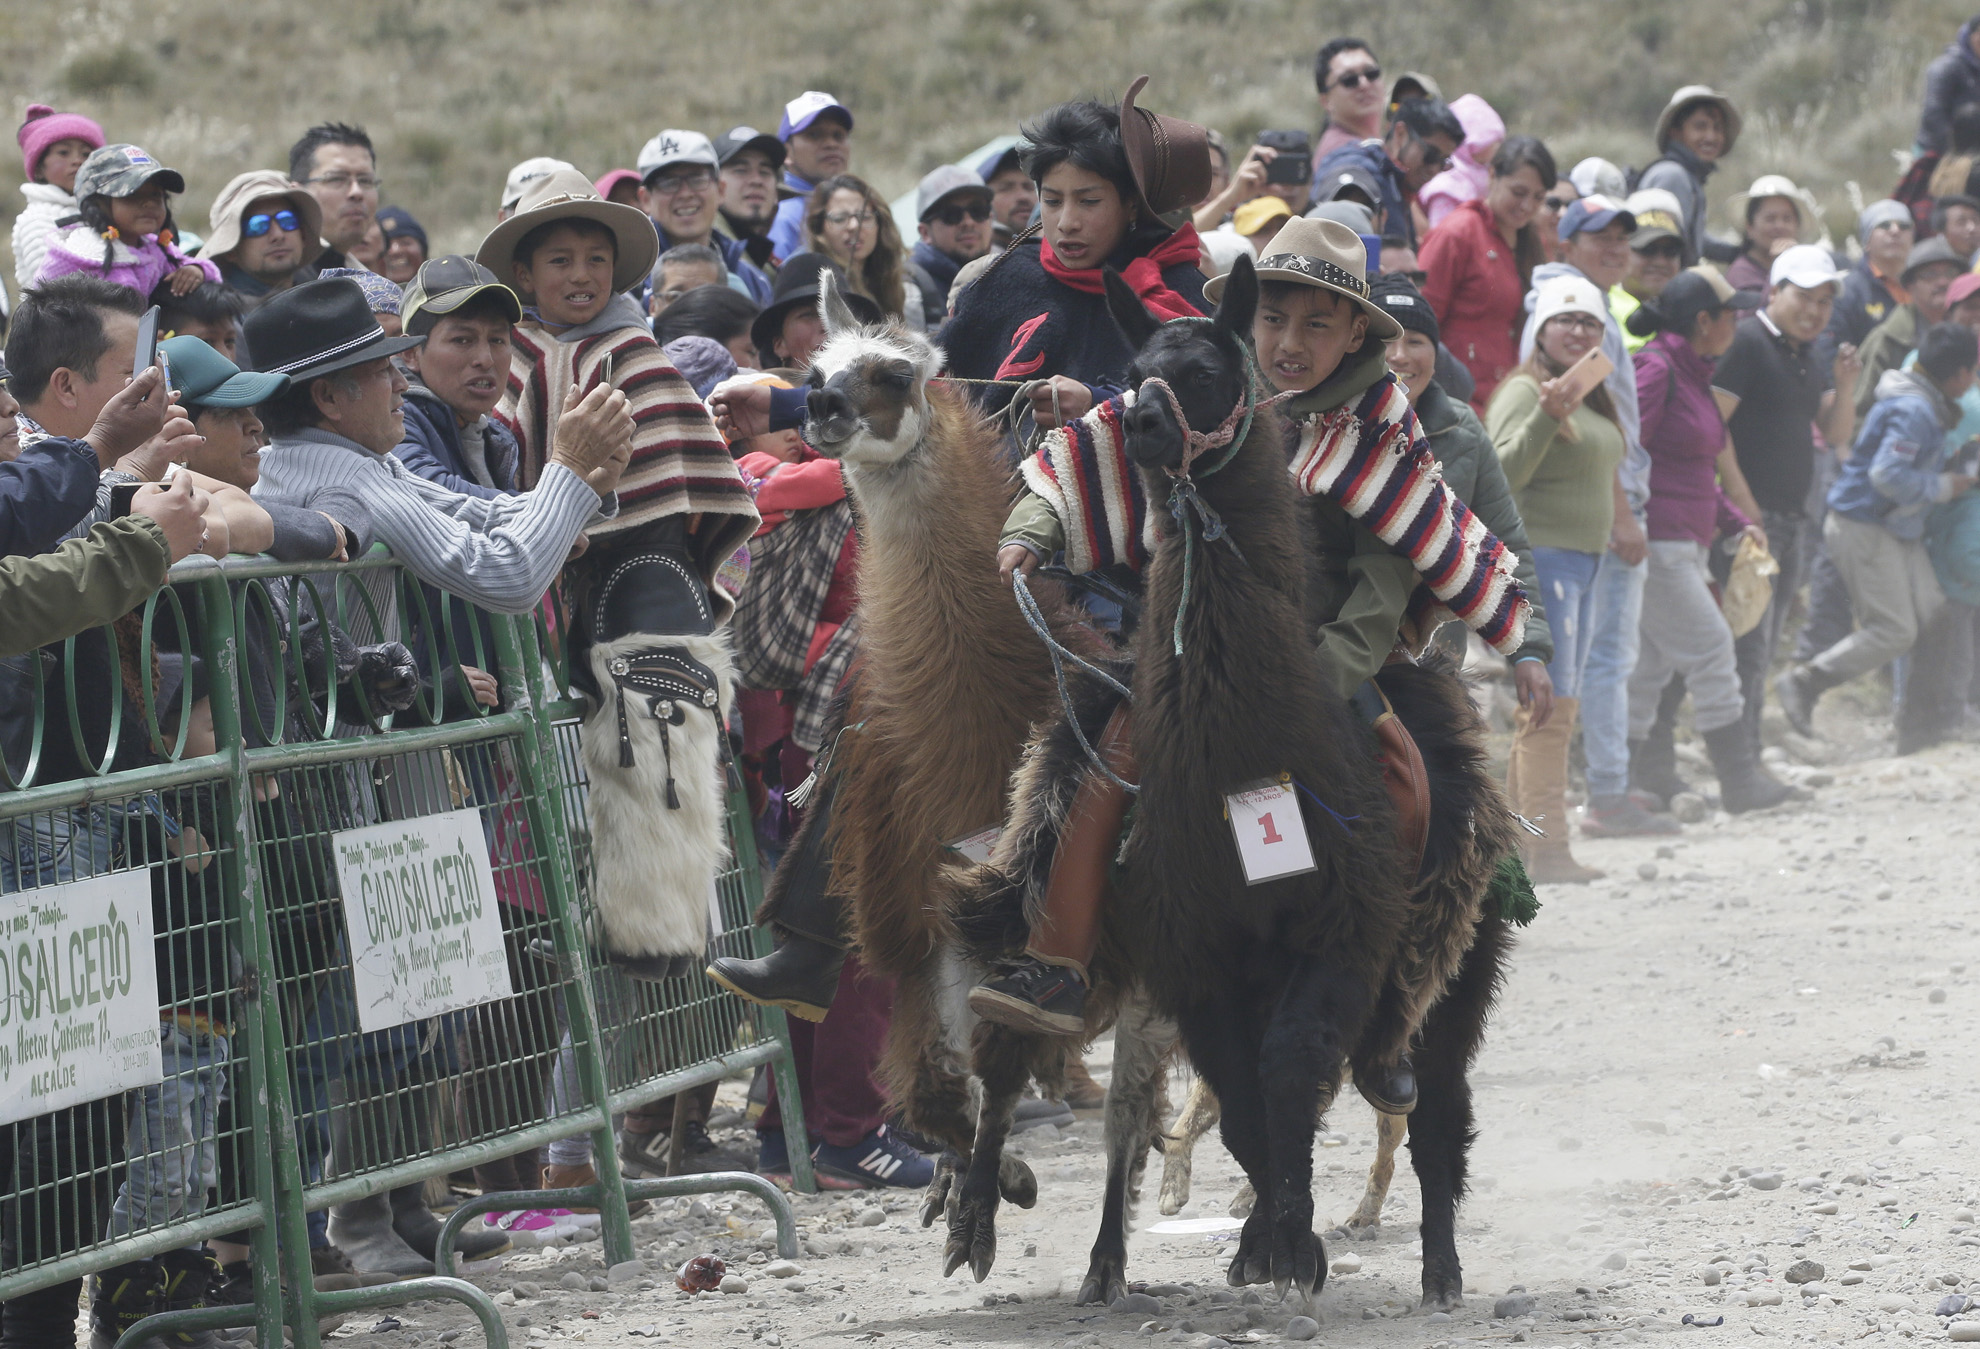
[636,130,719,180]
[1533,274,1609,328]
[502,157,576,211]
[1568,157,1626,202]
[1770,243,1846,293]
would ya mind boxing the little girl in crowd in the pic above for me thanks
[36,143,219,298]
[12,102,106,290]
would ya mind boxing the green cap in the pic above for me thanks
[402,255,523,337]
[159,335,289,409]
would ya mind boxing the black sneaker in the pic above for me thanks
[968,958,1087,1036]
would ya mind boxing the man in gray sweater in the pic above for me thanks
[248,277,632,621]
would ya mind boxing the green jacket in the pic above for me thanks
[1415,380,1553,667]
[0,517,170,658]
[1001,341,1417,702]
[1855,304,1920,421]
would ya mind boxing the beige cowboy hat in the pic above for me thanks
[475,166,658,295]
[202,169,324,261]
[1729,173,1823,242]
[1654,85,1743,155]
[1203,216,1402,341]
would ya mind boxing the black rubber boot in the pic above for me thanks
[1626,694,1689,809]
[391,1183,510,1265]
[4,1280,85,1349]
[89,1260,162,1349]
[1702,722,1801,814]
[708,768,847,1019]
[1773,664,1839,738]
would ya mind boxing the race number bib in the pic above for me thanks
[1224,777,1317,885]
[944,826,1002,865]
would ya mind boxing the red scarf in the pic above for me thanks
[1040,222,1205,321]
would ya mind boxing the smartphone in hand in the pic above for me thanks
[133,306,160,380]
[1557,346,1615,404]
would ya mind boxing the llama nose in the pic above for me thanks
[806,385,858,434]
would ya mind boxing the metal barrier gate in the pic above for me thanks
[0,549,811,1349]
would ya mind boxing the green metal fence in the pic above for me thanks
[0,548,810,1349]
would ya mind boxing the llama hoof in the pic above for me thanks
[920,1152,960,1229]
[1271,1227,1325,1300]
[1228,1211,1274,1287]
[1229,1180,1256,1218]
[997,1154,1038,1208]
[1420,1271,1464,1311]
[1076,1254,1126,1307]
[942,1198,998,1281]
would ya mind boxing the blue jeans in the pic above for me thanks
[108,1021,229,1241]
[1580,543,1649,799]
[0,805,117,892]
[1531,547,1602,698]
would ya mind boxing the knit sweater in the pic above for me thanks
[1486,371,1625,554]
[500,300,756,573]
[13,182,76,292]
[37,222,220,296]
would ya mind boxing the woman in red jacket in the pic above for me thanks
[1419,135,1557,410]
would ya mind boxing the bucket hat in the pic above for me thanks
[1730,174,1821,241]
[1654,86,1743,155]
[476,167,659,294]
[1203,216,1401,340]
[1119,75,1212,220]
[243,277,424,382]
[204,170,324,260]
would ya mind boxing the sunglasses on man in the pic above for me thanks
[1332,65,1382,90]
[929,201,991,227]
[244,209,301,238]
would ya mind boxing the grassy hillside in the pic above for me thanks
[1,0,1969,267]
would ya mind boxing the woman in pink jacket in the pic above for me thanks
[1419,135,1556,411]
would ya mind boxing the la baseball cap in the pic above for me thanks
[502,157,576,212]
[637,130,719,181]
[778,91,853,140]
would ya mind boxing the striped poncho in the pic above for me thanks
[1019,371,1530,655]
[501,314,757,542]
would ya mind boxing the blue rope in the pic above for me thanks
[1293,777,1360,832]
[1012,569,1139,794]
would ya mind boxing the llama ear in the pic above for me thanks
[817,267,861,337]
[1215,253,1259,340]
[1102,266,1163,351]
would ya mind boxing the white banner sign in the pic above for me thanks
[0,871,163,1125]
[333,809,513,1032]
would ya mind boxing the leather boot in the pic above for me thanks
[1507,697,1603,884]
[1061,1057,1107,1110]
[1774,663,1840,738]
[326,1096,435,1278]
[1702,722,1803,814]
[707,771,847,1020]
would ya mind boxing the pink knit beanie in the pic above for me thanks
[18,104,107,182]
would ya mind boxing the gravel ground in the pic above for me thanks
[356,726,1980,1349]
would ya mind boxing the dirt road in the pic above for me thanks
[382,734,1980,1349]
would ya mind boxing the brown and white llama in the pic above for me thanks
[786,274,1180,1268]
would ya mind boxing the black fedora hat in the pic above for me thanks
[748,254,883,357]
[244,277,425,382]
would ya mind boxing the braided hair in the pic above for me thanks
[75,193,182,276]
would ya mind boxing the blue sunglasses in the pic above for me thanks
[243,209,301,238]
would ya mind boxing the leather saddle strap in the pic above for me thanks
[1351,678,1431,879]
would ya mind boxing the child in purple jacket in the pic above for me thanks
[35,144,218,298]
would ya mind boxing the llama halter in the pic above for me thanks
[1133,321,1291,657]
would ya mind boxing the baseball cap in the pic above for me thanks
[402,255,523,336]
[157,334,288,409]
[915,165,990,221]
[74,144,185,203]
[1624,188,1685,248]
[1948,271,1980,311]
[1655,266,1761,334]
[1233,196,1293,236]
[1318,164,1383,207]
[713,126,786,171]
[1558,194,1637,243]
[778,91,853,140]
[1567,157,1627,201]
[637,130,719,181]
[501,157,576,212]
[1533,274,1610,328]
[1770,243,1845,294]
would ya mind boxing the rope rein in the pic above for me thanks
[1012,568,1139,794]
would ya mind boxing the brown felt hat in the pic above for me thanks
[1119,75,1212,220]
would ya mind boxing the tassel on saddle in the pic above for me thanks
[607,647,720,809]
[592,544,724,810]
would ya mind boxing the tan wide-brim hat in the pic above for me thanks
[1729,173,1822,241]
[203,169,324,262]
[1655,85,1743,156]
[475,166,659,295]
[1203,216,1402,341]
[1119,74,1212,220]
